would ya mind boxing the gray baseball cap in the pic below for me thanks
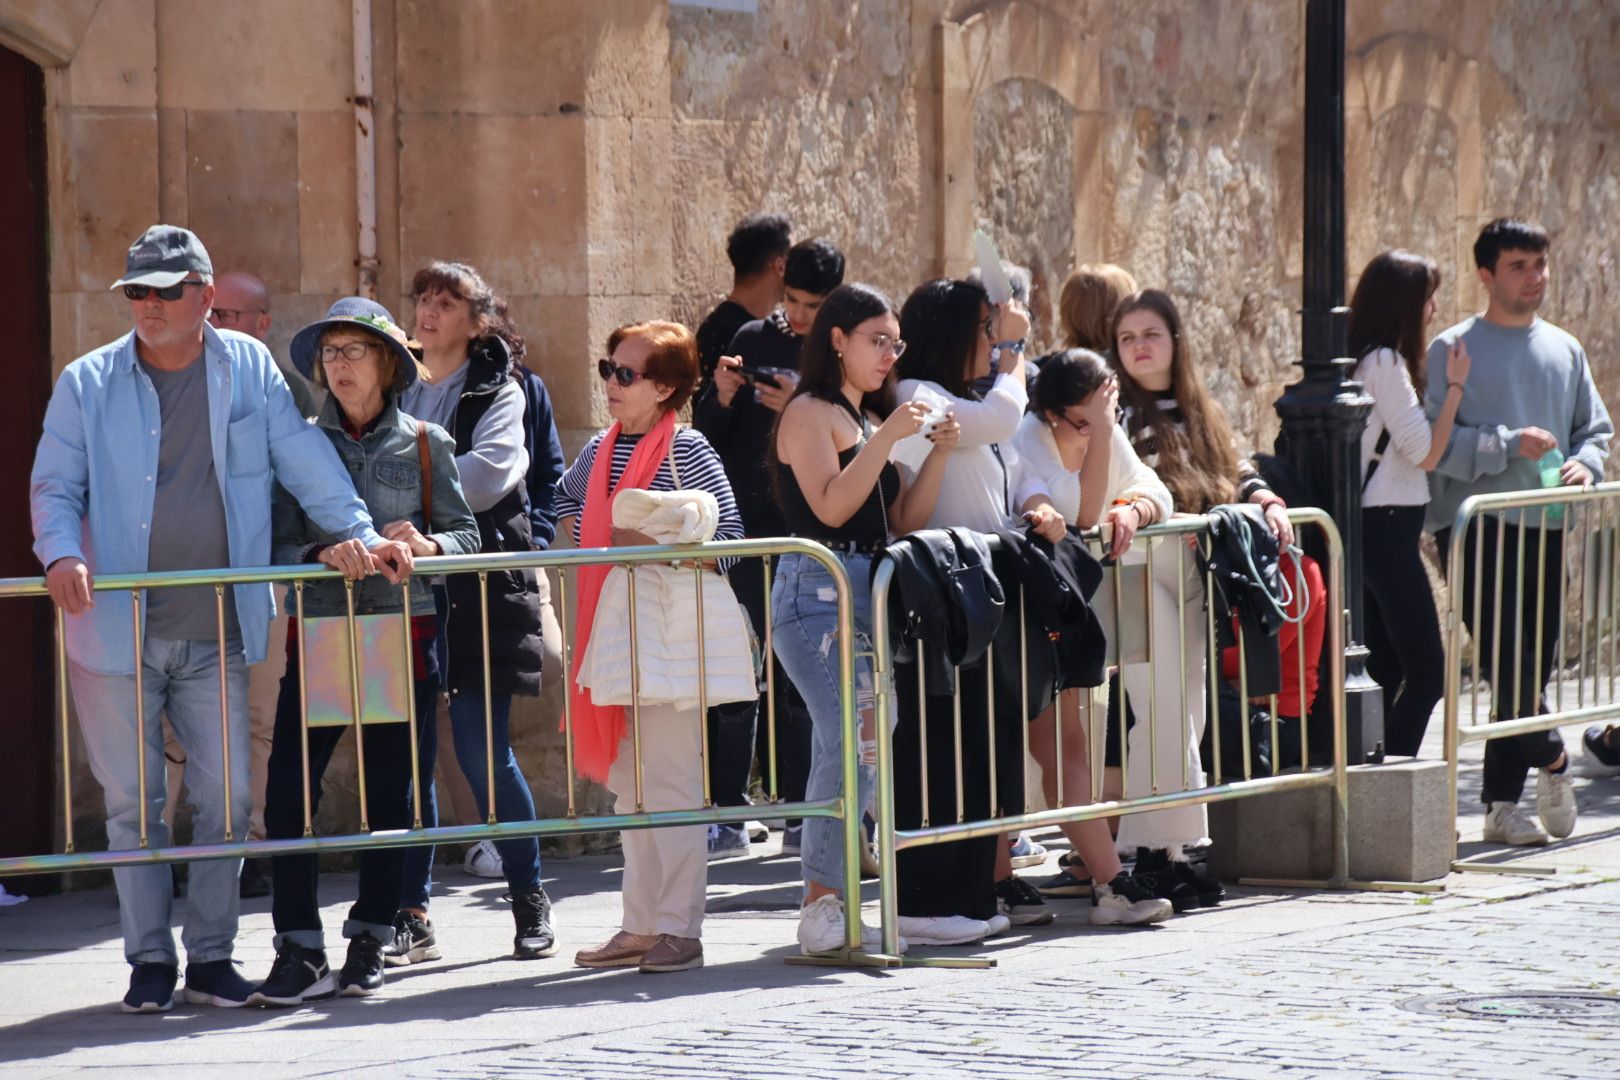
[110,224,214,289]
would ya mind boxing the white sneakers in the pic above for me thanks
[1088,877,1175,927]
[1483,801,1550,846]
[1534,768,1578,838]
[796,894,905,955]
[896,914,990,946]
[463,840,504,878]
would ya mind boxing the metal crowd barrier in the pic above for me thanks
[870,509,1349,964]
[0,537,887,964]
[1442,482,1620,873]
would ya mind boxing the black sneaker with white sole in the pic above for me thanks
[995,874,1057,926]
[338,934,386,997]
[511,887,557,959]
[250,943,335,1007]
[1089,872,1174,926]
[382,911,441,968]
[181,959,255,1008]
[1035,852,1093,898]
[121,962,178,1014]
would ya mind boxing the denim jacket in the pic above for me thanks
[30,324,383,674]
[273,397,480,619]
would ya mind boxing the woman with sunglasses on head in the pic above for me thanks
[253,299,482,1005]
[1349,251,1469,757]
[556,321,745,973]
[1013,348,1175,926]
[770,283,953,956]
[886,278,1066,943]
[388,262,551,967]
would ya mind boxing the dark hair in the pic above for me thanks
[784,238,846,295]
[768,283,898,487]
[410,260,527,364]
[1348,250,1440,395]
[896,278,989,400]
[726,212,793,279]
[1473,217,1550,272]
[1110,289,1239,511]
[606,321,700,415]
[1029,348,1112,420]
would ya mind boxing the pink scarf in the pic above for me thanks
[568,409,678,783]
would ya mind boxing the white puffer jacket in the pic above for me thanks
[576,488,756,710]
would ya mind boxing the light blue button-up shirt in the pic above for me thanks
[30,323,383,674]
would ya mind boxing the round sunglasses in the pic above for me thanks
[598,358,647,387]
[123,281,206,302]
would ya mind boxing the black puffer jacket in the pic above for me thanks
[442,336,544,699]
[991,525,1108,721]
[883,528,1004,696]
[1201,503,1285,697]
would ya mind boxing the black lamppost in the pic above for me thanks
[1274,0,1383,762]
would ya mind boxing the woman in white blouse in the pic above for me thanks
[1349,250,1470,756]
[1014,348,1175,926]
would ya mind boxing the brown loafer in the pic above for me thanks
[638,934,703,973]
[574,931,659,969]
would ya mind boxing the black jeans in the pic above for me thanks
[263,636,437,945]
[707,556,814,824]
[1436,518,1566,805]
[1362,506,1447,757]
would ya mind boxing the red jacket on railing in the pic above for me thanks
[1221,550,1327,718]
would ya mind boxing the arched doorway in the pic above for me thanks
[0,44,56,888]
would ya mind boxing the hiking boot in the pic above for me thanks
[121,962,178,1014]
[511,887,557,959]
[1089,873,1174,926]
[338,934,386,997]
[995,874,1056,926]
[382,911,441,968]
[250,943,335,1007]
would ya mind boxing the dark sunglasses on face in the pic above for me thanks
[598,358,646,387]
[123,280,206,302]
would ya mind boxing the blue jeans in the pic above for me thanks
[769,552,892,893]
[68,637,250,966]
[400,589,541,908]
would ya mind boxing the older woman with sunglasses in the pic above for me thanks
[556,322,745,973]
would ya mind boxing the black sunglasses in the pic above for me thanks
[597,358,646,387]
[123,281,205,302]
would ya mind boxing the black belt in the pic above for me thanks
[789,535,886,556]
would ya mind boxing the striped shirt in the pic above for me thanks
[556,426,745,570]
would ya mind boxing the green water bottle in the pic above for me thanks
[1538,447,1566,524]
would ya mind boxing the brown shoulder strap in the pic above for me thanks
[417,422,434,526]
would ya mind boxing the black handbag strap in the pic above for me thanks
[1361,427,1392,492]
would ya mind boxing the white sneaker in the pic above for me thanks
[1088,875,1174,926]
[983,913,1011,938]
[745,819,769,842]
[1535,769,1578,839]
[1482,801,1550,846]
[895,914,990,945]
[796,895,904,955]
[463,840,503,878]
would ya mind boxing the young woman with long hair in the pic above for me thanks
[769,282,952,956]
[1349,250,1470,756]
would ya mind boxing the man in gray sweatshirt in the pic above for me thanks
[1425,218,1612,847]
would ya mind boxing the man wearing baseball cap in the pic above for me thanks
[30,224,417,1013]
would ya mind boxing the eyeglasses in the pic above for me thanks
[598,358,647,387]
[123,280,206,302]
[318,341,377,365]
[852,330,907,358]
[210,307,265,324]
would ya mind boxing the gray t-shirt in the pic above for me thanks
[399,362,468,432]
[141,355,238,641]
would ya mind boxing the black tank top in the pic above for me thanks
[778,398,899,547]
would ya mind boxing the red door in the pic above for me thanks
[0,45,57,890]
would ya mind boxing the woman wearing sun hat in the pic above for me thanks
[251,297,481,1006]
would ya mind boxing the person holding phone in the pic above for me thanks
[694,240,845,860]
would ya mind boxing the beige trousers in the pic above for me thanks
[606,701,707,940]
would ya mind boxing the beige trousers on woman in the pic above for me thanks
[606,701,707,939]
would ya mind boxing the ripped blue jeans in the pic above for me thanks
[769,551,894,893]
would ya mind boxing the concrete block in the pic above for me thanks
[184,109,302,293]
[1206,759,1452,884]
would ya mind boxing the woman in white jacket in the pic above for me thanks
[556,321,745,974]
[1015,348,1175,925]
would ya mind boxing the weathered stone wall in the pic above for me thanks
[6,0,1618,852]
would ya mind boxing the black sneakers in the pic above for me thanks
[339,934,387,997]
[121,962,178,1014]
[995,874,1057,926]
[1133,847,1203,913]
[1035,852,1093,898]
[382,911,441,968]
[250,943,336,1007]
[1172,857,1226,906]
[511,887,557,960]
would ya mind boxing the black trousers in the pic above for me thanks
[1436,518,1566,805]
[707,556,814,821]
[264,643,435,940]
[1362,506,1447,757]
[892,656,1023,921]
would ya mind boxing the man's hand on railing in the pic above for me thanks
[45,556,94,615]
[1560,458,1595,488]
[319,539,376,580]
